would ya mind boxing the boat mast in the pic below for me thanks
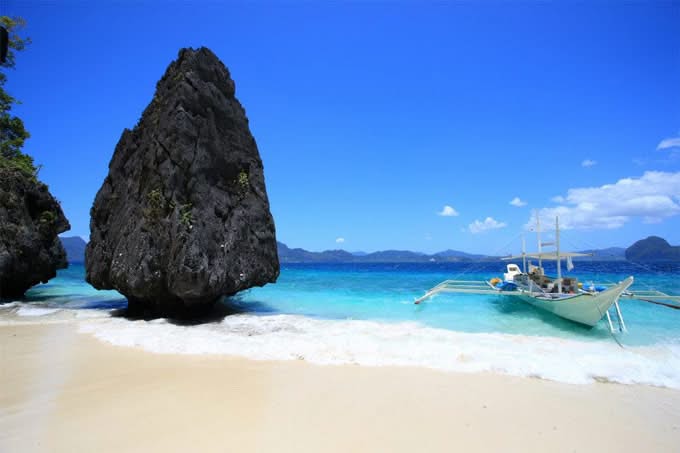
[556,216,562,294]
[521,234,527,273]
[536,211,542,271]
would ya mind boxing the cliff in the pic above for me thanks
[86,47,279,316]
[0,167,70,298]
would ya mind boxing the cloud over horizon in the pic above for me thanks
[528,171,680,230]
[581,159,597,168]
[469,217,507,234]
[438,205,459,217]
[510,197,527,207]
[335,237,345,243]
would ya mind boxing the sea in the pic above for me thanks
[2,261,680,389]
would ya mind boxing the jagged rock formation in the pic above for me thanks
[626,236,680,262]
[0,167,70,299]
[86,47,279,316]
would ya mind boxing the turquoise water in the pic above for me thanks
[16,262,680,345]
[236,261,680,346]
[4,261,680,387]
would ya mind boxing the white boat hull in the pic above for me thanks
[514,276,634,327]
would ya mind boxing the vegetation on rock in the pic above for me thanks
[0,16,35,177]
[0,16,70,299]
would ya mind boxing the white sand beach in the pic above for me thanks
[2,322,679,452]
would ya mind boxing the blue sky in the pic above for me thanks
[8,1,680,254]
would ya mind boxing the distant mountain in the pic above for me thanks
[625,236,680,262]
[277,242,354,263]
[277,242,493,263]
[60,236,87,263]
[434,249,487,260]
[574,247,626,261]
[359,250,428,262]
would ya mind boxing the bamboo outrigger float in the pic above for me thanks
[415,216,680,332]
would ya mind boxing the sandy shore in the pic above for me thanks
[1,322,679,452]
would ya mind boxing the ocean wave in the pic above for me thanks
[78,313,680,389]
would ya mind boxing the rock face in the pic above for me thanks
[0,167,70,299]
[86,47,279,316]
[625,236,680,262]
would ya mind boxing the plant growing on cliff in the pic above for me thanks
[38,210,57,235]
[179,203,192,228]
[236,169,249,199]
[145,188,167,220]
[0,16,34,175]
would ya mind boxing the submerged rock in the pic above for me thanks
[86,47,279,317]
[0,167,70,299]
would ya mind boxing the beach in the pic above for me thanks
[2,321,679,453]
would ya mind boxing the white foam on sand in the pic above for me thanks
[16,306,62,317]
[78,314,680,389]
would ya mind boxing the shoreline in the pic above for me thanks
[2,322,680,452]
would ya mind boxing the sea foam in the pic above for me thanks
[78,314,680,389]
[16,306,62,317]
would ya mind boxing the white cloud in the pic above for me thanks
[551,195,565,203]
[657,137,680,150]
[468,217,507,234]
[527,171,680,230]
[581,159,597,168]
[335,237,345,244]
[509,197,527,207]
[438,205,459,217]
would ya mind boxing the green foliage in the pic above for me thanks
[237,170,249,188]
[0,16,34,174]
[39,210,56,225]
[38,210,57,235]
[145,188,167,220]
[0,16,31,71]
[236,170,249,199]
[179,203,192,227]
[0,152,36,177]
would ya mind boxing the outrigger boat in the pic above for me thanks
[415,216,680,332]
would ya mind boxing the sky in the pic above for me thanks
[6,1,680,254]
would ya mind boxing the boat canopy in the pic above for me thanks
[501,251,592,261]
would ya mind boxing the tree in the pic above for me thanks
[0,16,34,174]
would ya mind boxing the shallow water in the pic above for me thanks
[2,261,680,388]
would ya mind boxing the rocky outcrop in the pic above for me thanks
[0,167,70,299]
[626,236,680,262]
[86,47,279,317]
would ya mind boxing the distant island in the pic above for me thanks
[277,242,493,263]
[60,236,87,263]
[62,237,679,265]
[277,242,626,263]
[625,236,680,262]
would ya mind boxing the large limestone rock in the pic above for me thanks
[0,167,70,299]
[86,47,279,316]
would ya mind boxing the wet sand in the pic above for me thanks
[2,322,679,452]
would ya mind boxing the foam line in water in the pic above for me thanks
[78,314,680,389]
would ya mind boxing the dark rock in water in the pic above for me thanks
[86,47,279,317]
[0,168,70,299]
[625,236,680,262]
[60,236,87,263]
